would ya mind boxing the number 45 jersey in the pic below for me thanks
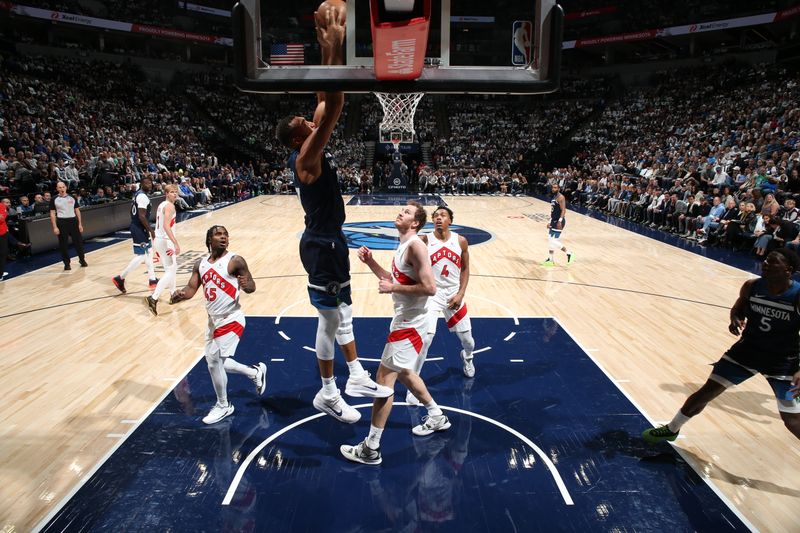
[200,252,241,317]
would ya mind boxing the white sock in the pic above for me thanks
[322,376,337,397]
[152,258,176,299]
[366,425,383,450]
[548,250,554,260]
[456,330,474,360]
[207,356,228,406]
[144,250,156,280]
[346,359,365,376]
[667,411,690,432]
[121,255,144,279]
[223,357,256,378]
[424,400,442,418]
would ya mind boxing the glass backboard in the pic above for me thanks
[233,0,562,94]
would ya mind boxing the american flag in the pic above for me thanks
[270,43,304,65]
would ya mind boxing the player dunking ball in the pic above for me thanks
[145,184,180,316]
[542,182,574,267]
[643,249,800,443]
[170,225,266,425]
[407,206,475,405]
[275,2,391,424]
[341,201,451,465]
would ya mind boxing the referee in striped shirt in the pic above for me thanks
[50,181,87,270]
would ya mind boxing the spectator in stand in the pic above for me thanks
[0,197,7,280]
[17,195,33,216]
[33,193,49,216]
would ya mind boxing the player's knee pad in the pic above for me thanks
[456,330,475,353]
[335,303,355,345]
[548,235,558,250]
[316,308,340,360]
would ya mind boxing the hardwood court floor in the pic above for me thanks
[1,195,798,532]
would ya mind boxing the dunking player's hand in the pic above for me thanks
[315,7,345,50]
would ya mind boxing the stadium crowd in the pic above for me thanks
[2,49,799,268]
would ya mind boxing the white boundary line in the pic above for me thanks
[359,356,444,363]
[552,317,758,532]
[221,403,574,507]
[33,349,207,533]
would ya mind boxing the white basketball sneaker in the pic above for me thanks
[251,362,267,395]
[313,389,361,423]
[340,439,382,465]
[461,350,475,378]
[412,414,451,436]
[345,371,394,398]
[203,402,234,425]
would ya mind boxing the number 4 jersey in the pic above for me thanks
[726,278,800,375]
[428,231,462,290]
[200,252,241,317]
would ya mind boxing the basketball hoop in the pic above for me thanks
[390,132,402,153]
[375,92,425,147]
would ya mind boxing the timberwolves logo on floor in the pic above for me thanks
[341,222,493,250]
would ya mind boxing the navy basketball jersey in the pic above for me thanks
[289,150,345,234]
[550,192,564,225]
[727,279,800,375]
[131,189,151,231]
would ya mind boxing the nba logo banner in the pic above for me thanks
[511,20,532,66]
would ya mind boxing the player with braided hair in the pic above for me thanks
[171,226,267,424]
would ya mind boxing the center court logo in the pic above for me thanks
[341,221,493,250]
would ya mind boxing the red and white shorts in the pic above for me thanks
[381,311,428,372]
[425,287,471,333]
[205,310,245,359]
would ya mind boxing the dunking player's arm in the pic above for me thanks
[296,9,345,185]
[170,256,256,303]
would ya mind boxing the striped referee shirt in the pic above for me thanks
[50,194,78,219]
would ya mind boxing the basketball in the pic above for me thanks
[315,0,346,29]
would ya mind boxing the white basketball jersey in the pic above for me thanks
[199,252,240,317]
[154,201,176,240]
[427,231,462,290]
[391,236,427,315]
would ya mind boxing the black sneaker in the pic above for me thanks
[112,275,126,294]
[642,425,679,443]
[340,439,382,465]
[145,295,158,316]
[79,259,88,267]
[64,263,71,271]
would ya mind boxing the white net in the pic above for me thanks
[374,92,425,142]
